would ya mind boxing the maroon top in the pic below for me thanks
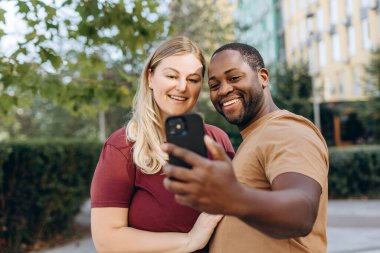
[91,124,235,234]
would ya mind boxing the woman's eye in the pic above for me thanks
[166,75,177,79]
[189,79,199,83]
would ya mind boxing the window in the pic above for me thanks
[291,24,297,49]
[309,46,314,72]
[361,0,372,8]
[307,13,314,33]
[298,0,307,10]
[324,76,333,99]
[348,25,356,56]
[353,66,362,96]
[316,8,324,32]
[268,39,275,62]
[338,73,345,98]
[318,40,326,67]
[346,0,354,16]
[300,20,306,42]
[330,0,338,24]
[332,33,340,61]
[267,12,273,30]
[290,0,296,16]
[361,19,371,50]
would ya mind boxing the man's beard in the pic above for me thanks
[221,98,255,128]
[215,89,264,128]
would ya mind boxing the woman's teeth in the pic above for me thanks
[169,95,186,101]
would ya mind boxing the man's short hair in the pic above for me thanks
[212,43,265,71]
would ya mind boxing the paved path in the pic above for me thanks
[38,199,380,253]
[327,200,380,253]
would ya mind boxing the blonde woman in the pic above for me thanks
[90,36,235,253]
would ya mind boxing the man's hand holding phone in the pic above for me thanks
[161,134,243,215]
[165,113,207,168]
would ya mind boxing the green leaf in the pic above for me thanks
[18,1,30,14]
[25,31,37,41]
[0,9,6,24]
[50,54,63,69]
[0,94,17,114]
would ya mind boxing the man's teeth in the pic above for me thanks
[223,99,239,106]
[169,95,186,101]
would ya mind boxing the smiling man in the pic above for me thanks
[162,43,329,253]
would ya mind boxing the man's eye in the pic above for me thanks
[229,76,241,82]
[208,83,219,90]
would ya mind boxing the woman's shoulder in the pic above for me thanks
[104,127,133,151]
[204,123,235,158]
[204,123,228,137]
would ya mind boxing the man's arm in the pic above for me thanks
[162,136,322,239]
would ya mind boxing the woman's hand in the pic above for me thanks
[185,212,223,252]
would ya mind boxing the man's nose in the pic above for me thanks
[218,82,233,96]
[176,78,187,92]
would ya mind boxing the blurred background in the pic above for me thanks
[0,0,379,252]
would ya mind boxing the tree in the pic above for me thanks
[168,0,242,147]
[169,0,235,57]
[0,0,166,116]
[365,48,380,141]
[0,0,168,140]
[271,63,313,120]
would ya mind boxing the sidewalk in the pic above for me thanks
[38,199,380,253]
[327,200,380,253]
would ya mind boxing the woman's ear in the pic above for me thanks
[148,68,153,89]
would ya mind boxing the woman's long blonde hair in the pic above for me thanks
[126,36,206,174]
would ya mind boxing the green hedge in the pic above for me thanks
[1,141,379,252]
[329,145,380,198]
[0,140,102,253]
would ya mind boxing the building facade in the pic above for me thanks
[282,0,380,102]
[234,0,285,68]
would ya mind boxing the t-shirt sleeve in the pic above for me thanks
[91,143,135,208]
[263,122,328,189]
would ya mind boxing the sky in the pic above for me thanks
[0,1,27,56]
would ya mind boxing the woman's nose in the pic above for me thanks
[175,78,187,92]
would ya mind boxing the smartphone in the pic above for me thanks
[165,113,207,168]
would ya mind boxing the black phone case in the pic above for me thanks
[165,113,206,168]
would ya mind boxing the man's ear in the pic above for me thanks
[259,68,269,89]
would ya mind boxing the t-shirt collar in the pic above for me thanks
[240,110,288,139]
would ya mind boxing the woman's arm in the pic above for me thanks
[91,207,221,253]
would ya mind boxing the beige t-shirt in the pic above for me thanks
[210,110,329,253]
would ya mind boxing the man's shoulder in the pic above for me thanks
[261,111,327,151]
[261,110,317,133]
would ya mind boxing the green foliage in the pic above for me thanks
[329,145,380,198]
[365,49,380,141]
[169,0,235,57]
[0,60,43,115]
[0,97,100,140]
[0,0,166,116]
[168,0,239,145]
[0,140,102,253]
[271,63,313,120]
